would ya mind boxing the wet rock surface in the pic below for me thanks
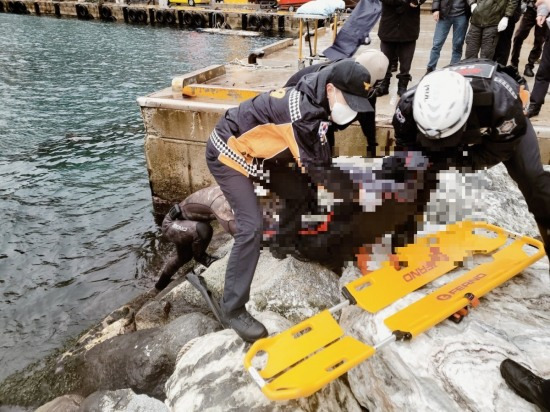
[34,394,84,412]
[342,256,549,411]
[71,312,220,400]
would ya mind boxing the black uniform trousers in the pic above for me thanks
[206,140,317,314]
[380,40,416,83]
[502,120,550,248]
[510,7,548,69]
[493,10,521,65]
[530,30,550,106]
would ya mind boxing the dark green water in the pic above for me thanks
[0,12,278,381]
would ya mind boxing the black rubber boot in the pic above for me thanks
[524,65,535,77]
[187,273,268,343]
[220,306,268,343]
[397,76,410,97]
[500,359,550,412]
[376,78,390,97]
[527,103,541,118]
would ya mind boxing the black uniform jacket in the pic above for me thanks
[210,69,333,183]
[393,59,528,171]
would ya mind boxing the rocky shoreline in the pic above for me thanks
[1,165,549,411]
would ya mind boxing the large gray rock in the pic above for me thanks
[136,248,342,330]
[79,389,168,412]
[35,394,84,412]
[71,313,220,400]
[165,312,363,412]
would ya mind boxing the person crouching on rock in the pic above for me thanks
[154,191,232,291]
[205,59,375,343]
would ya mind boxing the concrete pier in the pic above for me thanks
[138,13,550,215]
[0,0,320,34]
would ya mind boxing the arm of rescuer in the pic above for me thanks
[290,113,359,210]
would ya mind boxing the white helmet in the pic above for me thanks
[354,50,389,84]
[413,70,473,145]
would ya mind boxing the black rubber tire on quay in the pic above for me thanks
[248,14,260,31]
[164,10,175,24]
[16,0,28,14]
[155,9,165,23]
[260,16,272,31]
[128,8,138,22]
[100,5,112,20]
[137,9,147,23]
[192,12,205,27]
[182,11,193,25]
[213,12,224,28]
[76,4,90,19]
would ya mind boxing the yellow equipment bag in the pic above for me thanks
[244,221,545,401]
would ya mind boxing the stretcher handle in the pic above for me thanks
[243,339,268,372]
[243,301,349,372]
[476,221,545,253]
[468,221,508,248]
[245,363,305,401]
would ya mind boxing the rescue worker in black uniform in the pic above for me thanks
[205,60,376,342]
[392,58,550,259]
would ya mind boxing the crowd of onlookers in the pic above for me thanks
[375,0,550,117]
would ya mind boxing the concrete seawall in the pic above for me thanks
[0,0,322,34]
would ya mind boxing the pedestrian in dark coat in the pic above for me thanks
[377,0,427,96]
[526,0,550,117]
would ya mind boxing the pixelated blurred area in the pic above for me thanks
[258,153,543,275]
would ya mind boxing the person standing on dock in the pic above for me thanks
[464,0,518,59]
[426,0,470,73]
[509,0,548,77]
[376,0,427,96]
[525,0,550,117]
[205,60,375,342]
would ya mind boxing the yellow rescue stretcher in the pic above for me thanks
[243,221,545,401]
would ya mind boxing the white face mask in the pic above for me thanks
[329,90,358,125]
